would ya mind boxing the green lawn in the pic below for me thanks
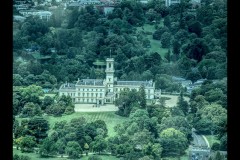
[205,135,220,147]
[17,112,127,137]
[136,22,170,58]
[13,148,120,160]
[81,154,120,160]
[13,148,67,160]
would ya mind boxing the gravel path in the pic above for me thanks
[74,104,118,112]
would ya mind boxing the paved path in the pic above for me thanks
[189,130,210,160]
[74,104,118,112]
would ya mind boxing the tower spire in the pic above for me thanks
[110,48,112,58]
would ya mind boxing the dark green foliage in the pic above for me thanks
[115,88,140,117]
[211,142,220,151]
[88,156,102,160]
[139,85,146,108]
[13,154,31,160]
[65,141,82,159]
[27,116,49,143]
[188,21,202,37]
[219,134,227,151]
[177,92,189,115]
[39,137,57,156]
[160,32,171,48]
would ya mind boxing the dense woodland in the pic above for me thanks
[13,0,227,159]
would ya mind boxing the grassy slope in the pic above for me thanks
[205,135,220,147]
[13,148,119,160]
[16,112,127,137]
[136,21,169,58]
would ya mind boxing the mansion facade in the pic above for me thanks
[59,58,158,105]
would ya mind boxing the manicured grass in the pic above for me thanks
[16,112,127,137]
[81,154,120,160]
[136,23,170,58]
[13,148,68,160]
[14,148,120,160]
[205,135,220,147]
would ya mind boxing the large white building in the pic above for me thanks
[165,0,201,7]
[59,58,157,105]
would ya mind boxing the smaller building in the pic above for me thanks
[13,15,26,22]
[19,10,52,21]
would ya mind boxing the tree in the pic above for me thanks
[13,154,31,160]
[211,142,220,151]
[92,135,107,154]
[163,16,171,28]
[176,91,189,115]
[65,141,82,159]
[19,85,44,105]
[139,85,146,108]
[21,102,42,117]
[18,136,36,152]
[185,38,209,62]
[39,137,57,156]
[172,40,181,55]
[212,151,225,160]
[84,143,89,156]
[188,21,202,37]
[161,32,171,48]
[42,96,54,110]
[27,116,49,143]
[198,104,227,134]
[159,116,192,141]
[159,128,188,157]
[88,156,102,160]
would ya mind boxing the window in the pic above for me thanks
[91,99,93,102]
[109,63,111,68]
[109,78,111,81]
[92,89,93,91]
[83,89,85,91]
[100,93,102,97]
[78,93,80,96]
[96,89,98,91]
[87,99,89,102]
[96,93,98,97]
[83,93,85,97]
[87,89,89,91]
[87,93,89,97]
[91,93,93,97]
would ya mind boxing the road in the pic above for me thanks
[189,129,211,160]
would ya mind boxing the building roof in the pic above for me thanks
[76,79,104,86]
[59,83,76,90]
[116,80,154,87]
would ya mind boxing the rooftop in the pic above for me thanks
[76,79,104,86]
[59,83,76,90]
[116,80,154,87]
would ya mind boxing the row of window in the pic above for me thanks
[76,98,101,103]
[77,88,103,92]
[77,92,103,98]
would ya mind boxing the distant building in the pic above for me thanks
[19,10,52,21]
[59,58,156,105]
[165,0,201,7]
[165,0,180,7]
[13,15,26,22]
